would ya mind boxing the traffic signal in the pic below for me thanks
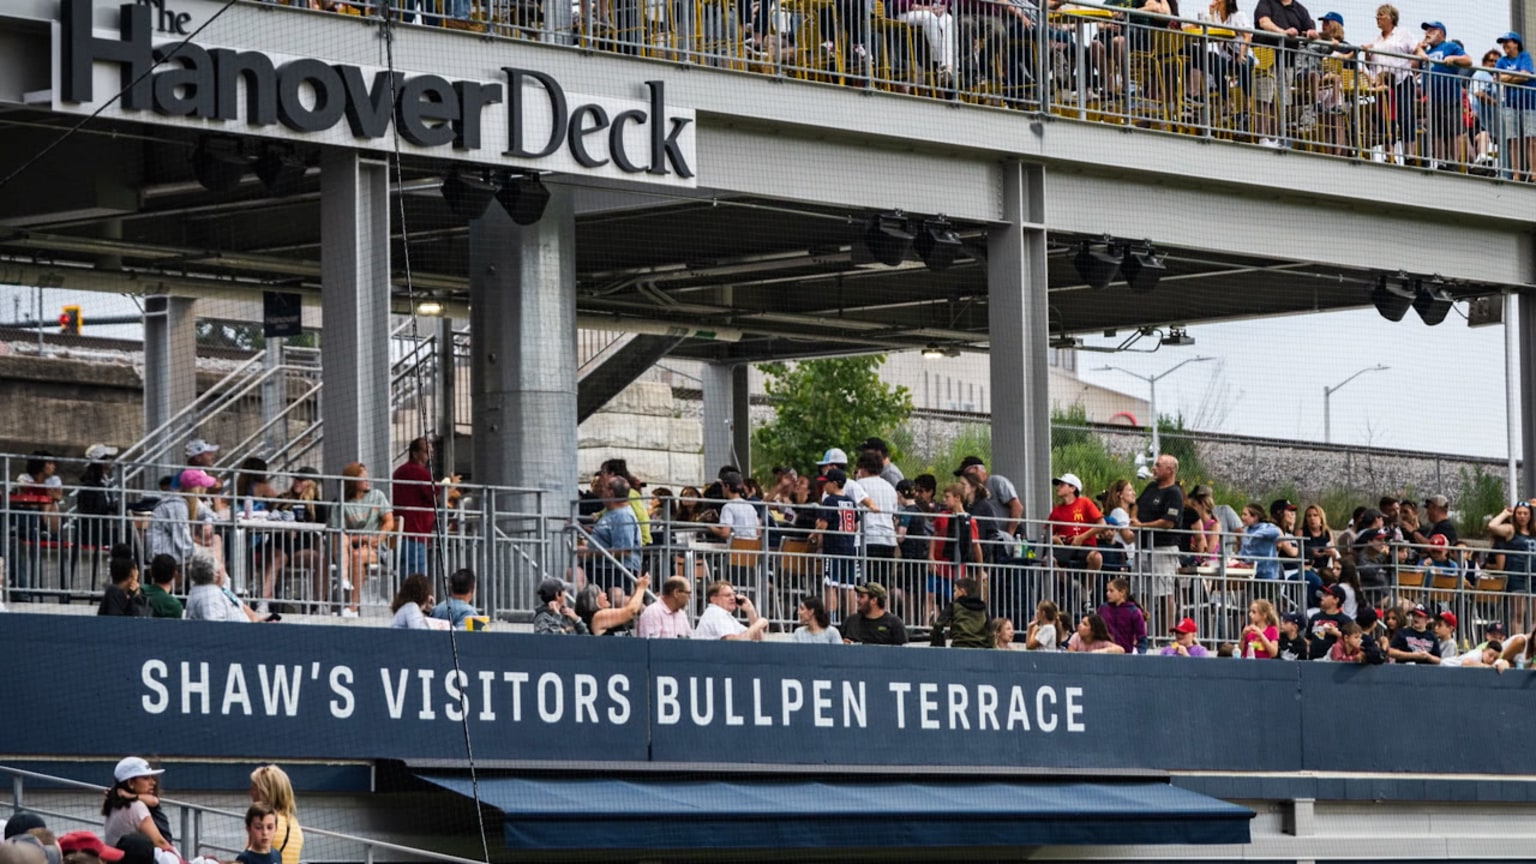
[58,305,81,335]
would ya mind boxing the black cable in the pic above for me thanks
[0,0,245,193]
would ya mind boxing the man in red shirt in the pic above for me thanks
[1048,472,1104,572]
[392,437,440,579]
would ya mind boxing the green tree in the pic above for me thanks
[751,356,913,473]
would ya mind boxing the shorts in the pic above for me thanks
[1506,569,1532,594]
[823,556,862,589]
[1426,95,1464,140]
[1051,546,1098,570]
[926,574,954,602]
[1100,548,1128,571]
[1140,545,1178,597]
[1501,105,1536,139]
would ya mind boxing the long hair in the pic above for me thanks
[1082,614,1112,644]
[1250,598,1278,627]
[574,584,602,627]
[1301,504,1331,536]
[390,573,431,613]
[250,764,297,817]
[341,462,367,501]
[989,617,1014,649]
[799,595,830,629]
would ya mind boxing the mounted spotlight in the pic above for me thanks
[1160,327,1195,347]
[1050,334,1083,349]
[190,139,248,193]
[1073,241,1124,290]
[440,172,497,222]
[864,212,914,267]
[921,343,946,359]
[1371,274,1416,322]
[1412,277,1454,326]
[253,148,307,197]
[913,218,964,271]
[495,172,552,226]
[1120,247,1166,293]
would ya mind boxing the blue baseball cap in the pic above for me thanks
[1498,31,1524,47]
[1320,11,1342,25]
[1421,20,1446,33]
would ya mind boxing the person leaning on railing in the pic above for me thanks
[338,462,395,618]
[1494,32,1536,182]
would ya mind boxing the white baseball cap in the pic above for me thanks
[1053,472,1084,493]
[84,443,119,461]
[818,448,849,466]
[113,756,165,783]
[185,438,220,458]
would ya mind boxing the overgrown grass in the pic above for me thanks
[1457,465,1506,540]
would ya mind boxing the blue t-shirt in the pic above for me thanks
[1423,40,1468,100]
[1239,522,1283,581]
[1498,533,1536,575]
[1496,52,1536,108]
[236,851,281,864]
[819,493,860,557]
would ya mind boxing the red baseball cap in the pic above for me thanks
[1438,610,1457,628]
[57,832,126,862]
[1170,617,1198,634]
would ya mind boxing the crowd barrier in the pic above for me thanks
[0,454,552,621]
[268,0,1536,180]
[574,496,1534,649]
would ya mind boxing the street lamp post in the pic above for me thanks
[1095,357,1217,458]
[1323,365,1390,444]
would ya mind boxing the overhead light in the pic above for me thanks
[1120,248,1166,293]
[1074,242,1124,290]
[864,212,914,267]
[415,301,444,317]
[1412,277,1453,326]
[190,139,248,193]
[440,173,497,222]
[1050,335,1083,349]
[921,343,945,359]
[913,218,964,271]
[253,149,307,197]
[1371,274,1416,322]
[1160,327,1195,347]
[495,173,552,226]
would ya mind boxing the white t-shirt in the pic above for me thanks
[104,801,151,846]
[792,625,842,644]
[857,475,899,547]
[1364,26,1418,81]
[719,500,761,540]
[1197,9,1251,57]
[1029,622,1059,652]
[1106,507,1136,553]
[1441,647,1485,668]
[842,478,869,508]
[694,604,747,640]
[17,473,62,489]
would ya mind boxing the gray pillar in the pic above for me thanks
[702,363,735,475]
[468,186,577,519]
[1515,1,1536,40]
[1520,292,1536,498]
[437,316,459,478]
[732,364,751,476]
[320,151,392,481]
[987,161,1052,525]
[142,294,197,482]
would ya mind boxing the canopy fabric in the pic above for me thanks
[417,774,1252,851]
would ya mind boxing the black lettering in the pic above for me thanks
[396,74,459,147]
[276,58,345,133]
[502,67,566,158]
[452,81,502,150]
[211,48,276,125]
[608,108,646,173]
[150,43,213,117]
[63,0,154,108]
[338,67,401,138]
[173,11,190,33]
[567,103,610,168]
[645,80,694,178]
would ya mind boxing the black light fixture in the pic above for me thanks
[1160,327,1195,347]
[191,139,248,193]
[864,212,914,267]
[1073,241,1124,290]
[1371,275,1416,322]
[440,172,497,222]
[1120,247,1166,293]
[1412,277,1454,326]
[253,148,307,197]
[913,218,964,271]
[495,172,552,226]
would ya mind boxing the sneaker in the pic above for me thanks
[1258,137,1281,148]
[340,608,359,619]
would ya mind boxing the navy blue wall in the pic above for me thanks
[3,614,1529,775]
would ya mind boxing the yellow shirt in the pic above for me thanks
[273,813,304,864]
[627,488,652,546]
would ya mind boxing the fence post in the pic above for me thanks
[479,487,496,618]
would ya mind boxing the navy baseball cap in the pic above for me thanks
[1421,20,1446,33]
[1498,31,1524,48]
[1320,11,1342,25]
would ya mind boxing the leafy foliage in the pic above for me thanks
[750,356,913,473]
[1457,465,1506,540]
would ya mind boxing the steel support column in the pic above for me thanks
[141,294,197,482]
[437,316,459,477]
[320,151,392,482]
[702,363,736,476]
[468,186,578,521]
[1519,292,1536,498]
[732,364,751,477]
[988,161,1052,524]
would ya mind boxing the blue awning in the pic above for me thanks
[417,774,1252,851]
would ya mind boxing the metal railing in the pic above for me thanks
[563,497,1535,652]
[269,0,1536,182]
[1,764,485,864]
[0,456,552,621]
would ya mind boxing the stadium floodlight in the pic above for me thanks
[191,138,248,194]
[1412,277,1454,326]
[1371,274,1416,322]
[495,172,552,226]
[1074,241,1124,290]
[913,218,964,271]
[440,172,497,222]
[864,212,914,267]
